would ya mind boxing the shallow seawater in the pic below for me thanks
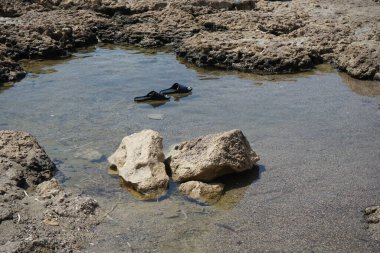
[1,46,379,252]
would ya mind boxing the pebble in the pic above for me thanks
[148,114,164,120]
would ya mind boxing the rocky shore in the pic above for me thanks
[0,131,100,252]
[0,0,379,84]
[1,128,260,251]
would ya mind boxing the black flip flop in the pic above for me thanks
[134,91,170,102]
[160,83,192,94]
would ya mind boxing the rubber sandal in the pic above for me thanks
[160,83,192,94]
[134,91,170,102]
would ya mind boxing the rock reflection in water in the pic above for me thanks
[339,72,380,97]
[119,177,169,201]
[116,161,263,208]
[20,57,72,74]
[215,165,264,210]
[0,82,15,93]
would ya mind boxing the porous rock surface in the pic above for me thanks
[0,0,379,83]
[0,130,100,252]
[365,205,380,224]
[179,180,225,204]
[167,129,260,182]
[364,205,380,241]
[0,130,56,187]
[108,129,169,196]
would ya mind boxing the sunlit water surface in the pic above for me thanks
[1,46,379,252]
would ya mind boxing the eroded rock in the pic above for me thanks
[50,192,99,217]
[36,178,61,199]
[1,0,380,82]
[108,129,169,197]
[0,205,12,222]
[335,41,380,80]
[365,205,380,224]
[0,130,56,188]
[167,129,259,182]
[0,130,100,252]
[179,181,224,204]
[0,60,26,83]
[364,205,380,241]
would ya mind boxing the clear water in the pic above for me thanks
[1,46,379,252]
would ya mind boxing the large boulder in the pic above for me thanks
[167,129,259,182]
[108,129,169,197]
[0,130,55,188]
[179,181,224,204]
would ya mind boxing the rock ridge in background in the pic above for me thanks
[0,0,379,83]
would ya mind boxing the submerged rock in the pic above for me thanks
[167,129,259,182]
[179,181,224,204]
[108,129,169,197]
[364,205,380,241]
[36,178,61,199]
[365,205,380,224]
[74,148,104,162]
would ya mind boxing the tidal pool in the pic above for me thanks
[1,46,379,252]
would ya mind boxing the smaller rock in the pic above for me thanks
[74,148,104,162]
[51,192,99,217]
[365,206,380,224]
[179,181,224,204]
[42,217,59,226]
[108,130,169,197]
[148,113,164,120]
[107,166,118,176]
[36,178,61,198]
[0,205,13,222]
[365,205,380,215]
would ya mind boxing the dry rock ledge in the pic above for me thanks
[108,129,169,198]
[0,0,380,83]
[0,130,100,252]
